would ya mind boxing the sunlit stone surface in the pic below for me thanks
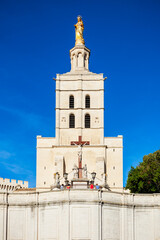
[0,190,160,240]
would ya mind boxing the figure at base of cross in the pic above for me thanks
[71,136,90,178]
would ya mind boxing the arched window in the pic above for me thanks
[69,114,75,128]
[69,95,74,108]
[85,95,90,108]
[85,114,90,128]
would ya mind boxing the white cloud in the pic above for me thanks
[0,150,13,159]
[0,159,32,175]
[0,105,49,130]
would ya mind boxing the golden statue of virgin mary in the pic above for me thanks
[74,16,85,45]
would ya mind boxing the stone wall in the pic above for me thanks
[0,190,160,240]
[0,178,28,193]
[36,136,123,190]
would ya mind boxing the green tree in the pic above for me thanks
[126,150,160,193]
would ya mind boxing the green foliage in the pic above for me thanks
[126,150,160,193]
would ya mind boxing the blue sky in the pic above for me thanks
[0,0,160,187]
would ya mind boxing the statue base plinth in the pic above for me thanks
[71,179,89,189]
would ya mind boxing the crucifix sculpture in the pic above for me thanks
[71,136,90,178]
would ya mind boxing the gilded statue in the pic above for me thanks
[74,16,85,45]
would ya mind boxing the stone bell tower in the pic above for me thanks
[55,16,104,146]
[70,45,90,72]
[36,16,123,192]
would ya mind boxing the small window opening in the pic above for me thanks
[85,95,90,108]
[69,95,74,108]
[85,114,90,128]
[69,114,75,128]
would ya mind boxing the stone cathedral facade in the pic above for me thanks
[1,17,160,240]
[36,17,123,191]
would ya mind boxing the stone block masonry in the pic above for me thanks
[0,177,28,193]
[0,190,160,240]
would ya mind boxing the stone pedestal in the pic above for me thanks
[71,179,89,189]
